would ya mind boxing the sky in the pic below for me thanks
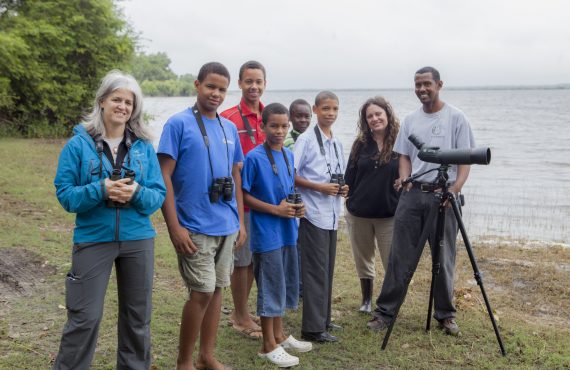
[120,0,570,90]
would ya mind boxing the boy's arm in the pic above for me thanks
[232,162,247,249]
[158,154,197,255]
[244,192,298,218]
[294,174,340,196]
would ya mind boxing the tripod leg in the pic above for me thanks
[426,201,445,331]
[449,195,507,356]
[381,280,411,350]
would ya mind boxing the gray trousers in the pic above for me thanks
[53,239,154,370]
[374,188,458,322]
[298,218,337,333]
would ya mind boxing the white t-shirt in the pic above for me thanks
[394,103,476,183]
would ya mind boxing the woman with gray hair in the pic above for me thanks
[52,70,166,369]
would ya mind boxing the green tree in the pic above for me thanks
[130,52,177,82]
[130,52,196,97]
[0,0,135,137]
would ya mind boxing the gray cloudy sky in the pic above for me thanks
[121,0,569,89]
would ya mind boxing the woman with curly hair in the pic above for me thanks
[345,96,400,313]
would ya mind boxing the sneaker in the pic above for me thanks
[366,316,389,331]
[258,346,299,368]
[279,335,313,352]
[438,318,460,336]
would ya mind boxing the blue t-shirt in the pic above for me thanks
[241,145,298,253]
[158,107,244,236]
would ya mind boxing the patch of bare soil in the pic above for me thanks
[454,243,570,330]
[0,248,57,299]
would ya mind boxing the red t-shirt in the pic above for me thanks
[221,98,265,155]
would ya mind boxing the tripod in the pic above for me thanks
[380,164,506,356]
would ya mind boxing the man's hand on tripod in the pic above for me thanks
[394,177,412,192]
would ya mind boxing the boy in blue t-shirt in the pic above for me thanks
[158,62,246,370]
[241,103,312,368]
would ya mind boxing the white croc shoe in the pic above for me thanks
[279,335,313,353]
[258,346,299,368]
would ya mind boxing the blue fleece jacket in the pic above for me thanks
[54,125,166,243]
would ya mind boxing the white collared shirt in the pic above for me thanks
[293,125,346,230]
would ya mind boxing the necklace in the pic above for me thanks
[112,146,119,155]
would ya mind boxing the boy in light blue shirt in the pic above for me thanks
[293,91,348,343]
[242,103,312,367]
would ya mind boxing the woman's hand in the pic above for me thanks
[106,178,137,203]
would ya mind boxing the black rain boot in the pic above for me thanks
[359,278,373,313]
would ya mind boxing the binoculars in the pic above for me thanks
[286,193,303,204]
[330,173,346,195]
[106,169,135,208]
[330,173,346,187]
[210,177,234,203]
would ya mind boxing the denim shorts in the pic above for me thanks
[253,246,299,317]
[234,212,252,267]
[177,232,237,295]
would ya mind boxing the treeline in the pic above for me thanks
[0,0,194,138]
[131,52,196,97]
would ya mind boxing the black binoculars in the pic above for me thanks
[286,193,303,204]
[330,173,346,187]
[209,177,233,203]
[106,169,135,208]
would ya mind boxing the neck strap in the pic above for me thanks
[191,104,231,179]
[263,141,292,177]
[314,125,341,174]
[237,104,257,145]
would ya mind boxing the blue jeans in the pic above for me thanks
[253,246,299,317]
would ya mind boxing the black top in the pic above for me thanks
[345,140,400,218]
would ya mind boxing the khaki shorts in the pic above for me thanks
[177,231,237,295]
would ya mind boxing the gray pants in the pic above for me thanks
[374,188,458,322]
[53,239,154,370]
[298,218,337,333]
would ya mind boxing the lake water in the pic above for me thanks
[144,89,570,245]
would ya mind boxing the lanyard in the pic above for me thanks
[314,125,341,175]
[191,104,231,179]
[94,131,132,176]
[237,105,257,145]
[263,141,294,194]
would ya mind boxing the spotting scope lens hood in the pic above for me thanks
[408,134,491,165]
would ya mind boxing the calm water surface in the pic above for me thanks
[145,89,570,245]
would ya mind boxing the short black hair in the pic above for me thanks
[415,66,440,82]
[289,99,311,114]
[197,62,231,82]
[314,91,339,106]
[239,60,266,80]
[262,103,289,124]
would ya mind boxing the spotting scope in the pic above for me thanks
[408,135,491,165]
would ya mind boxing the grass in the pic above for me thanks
[0,138,569,369]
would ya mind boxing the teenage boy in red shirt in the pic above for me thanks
[221,60,266,338]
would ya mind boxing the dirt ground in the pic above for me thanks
[0,248,57,300]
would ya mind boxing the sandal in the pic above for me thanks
[232,324,262,339]
[258,346,299,368]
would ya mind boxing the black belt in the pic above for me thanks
[411,182,442,192]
